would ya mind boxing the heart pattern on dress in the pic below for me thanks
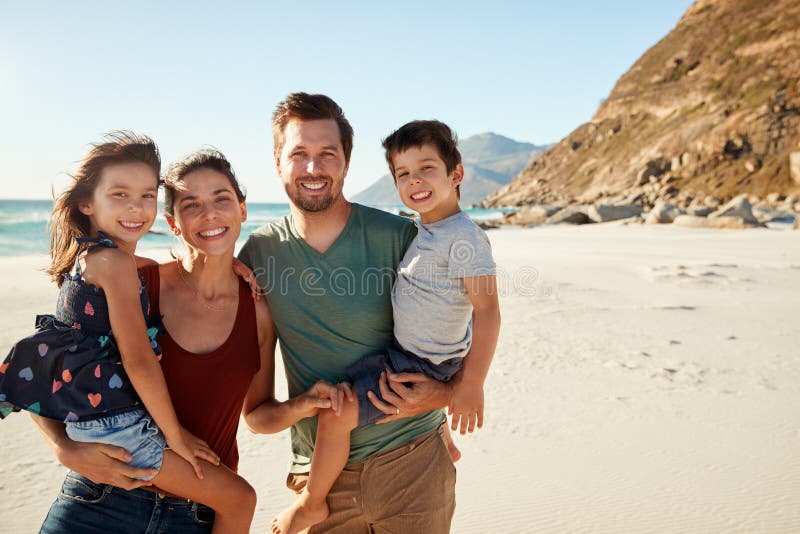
[108,374,123,389]
[62,369,73,383]
[94,364,101,378]
[52,379,63,393]
[38,343,48,357]
[84,301,95,316]
[19,367,33,381]
[87,393,102,408]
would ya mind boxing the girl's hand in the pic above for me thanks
[165,427,220,480]
[232,258,261,300]
[294,379,354,418]
[447,379,484,435]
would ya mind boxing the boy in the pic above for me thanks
[272,120,501,534]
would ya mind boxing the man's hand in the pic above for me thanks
[57,440,157,490]
[367,370,454,424]
[232,258,261,300]
[448,379,484,434]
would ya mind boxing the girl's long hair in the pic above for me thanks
[48,131,161,286]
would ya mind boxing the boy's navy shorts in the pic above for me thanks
[346,342,463,426]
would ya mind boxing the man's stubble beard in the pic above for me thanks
[286,176,343,213]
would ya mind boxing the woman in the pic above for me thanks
[34,149,341,532]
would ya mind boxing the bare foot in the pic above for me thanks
[448,441,462,463]
[271,495,329,534]
[441,422,462,462]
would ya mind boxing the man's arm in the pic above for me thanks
[30,414,156,489]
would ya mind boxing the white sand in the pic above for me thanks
[1,224,799,533]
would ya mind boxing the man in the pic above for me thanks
[239,93,456,533]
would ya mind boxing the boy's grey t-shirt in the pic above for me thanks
[392,211,496,365]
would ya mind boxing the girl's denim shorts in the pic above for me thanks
[66,409,167,480]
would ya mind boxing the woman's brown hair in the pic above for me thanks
[162,148,246,218]
[47,131,160,286]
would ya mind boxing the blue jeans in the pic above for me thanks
[40,472,214,533]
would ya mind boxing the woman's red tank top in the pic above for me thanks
[139,264,260,471]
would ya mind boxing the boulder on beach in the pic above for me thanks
[478,220,502,230]
[752,206,796,224]
[709,195,759,224]
[587,204,642,223]
[687,205,714,217]
[673,214,764,229]
[646,200,685,224]
[504,205,562,225]
[545,206,592,225]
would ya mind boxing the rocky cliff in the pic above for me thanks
[483,0,800,208]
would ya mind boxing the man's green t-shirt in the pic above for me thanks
[239,203,445,473]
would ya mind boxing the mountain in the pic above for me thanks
[483,0,800,208]
[352,133,548,206]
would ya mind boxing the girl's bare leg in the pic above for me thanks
[151,451,256,534]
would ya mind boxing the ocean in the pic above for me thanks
[0,199,511,257]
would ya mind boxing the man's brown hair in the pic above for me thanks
[382,120,462,197]
[272,92,354,164]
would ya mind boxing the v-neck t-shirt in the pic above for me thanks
[239,203,445,473]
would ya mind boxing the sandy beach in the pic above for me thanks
[1,224,799,533]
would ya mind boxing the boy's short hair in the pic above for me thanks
[382,120,462,197]
[272,92,354,165]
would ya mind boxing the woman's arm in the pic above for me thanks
[30,414,156,489]
[242,298,345,433]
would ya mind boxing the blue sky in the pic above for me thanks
[0,1,693,201]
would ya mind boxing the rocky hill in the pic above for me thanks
[353,133,548,206]
[483,0,800,209]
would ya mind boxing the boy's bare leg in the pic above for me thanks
[272,398,359,534]
[442,422,461,462]
[151,450,256,534]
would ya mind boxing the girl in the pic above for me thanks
[0,132,255,533]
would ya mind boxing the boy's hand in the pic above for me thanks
[165,427,220,480]
[448,379,484,435]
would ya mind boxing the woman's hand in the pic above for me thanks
[293,379,354,418]
[57,439,158,490]
[32,413,156,490]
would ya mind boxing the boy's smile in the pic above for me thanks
[392,144,463,224]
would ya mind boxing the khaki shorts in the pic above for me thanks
[287,424,456,533]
